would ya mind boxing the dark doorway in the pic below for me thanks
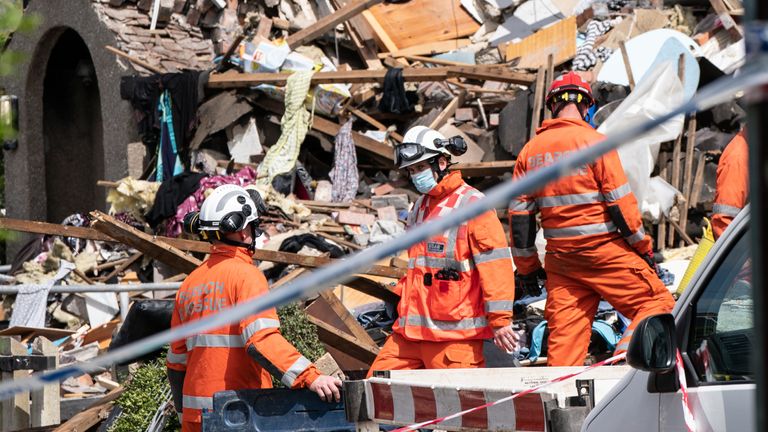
[42,29,103,223]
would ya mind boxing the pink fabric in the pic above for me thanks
[165,167,258,237]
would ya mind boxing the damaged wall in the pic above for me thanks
[1,0,137,257]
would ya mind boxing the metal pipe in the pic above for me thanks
[0,282,181,294]
[0,264,12,273]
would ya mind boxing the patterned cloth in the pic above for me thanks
[572,19,621,71]
[10,261,74,328]
[257,70,315,186]
[329,118,359,203]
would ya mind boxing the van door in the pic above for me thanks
[660,230,755,431]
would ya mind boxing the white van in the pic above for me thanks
[584,208,755,432]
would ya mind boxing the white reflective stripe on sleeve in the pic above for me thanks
[625,227,646,245]
[536,191,602,208]
[511,247,538,257]
[408,256,473,272]
[183,395,213,411]
[473,248,512,265]
[485,300,515,313]
[166,350,187,365]
[712,203,742,217]
[186,334,244,351]
[399,314,488,331]
[603,183,632,202]
[281,356,312,387]
[241,318,281,343]
[508,199,536,212]
[543,221,617,239]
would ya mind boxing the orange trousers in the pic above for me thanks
[182,421,201,432]
[367,332,485,377]
[544,238,675,366]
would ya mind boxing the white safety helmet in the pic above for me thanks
[395,126,451,169]
[197,184,259,233]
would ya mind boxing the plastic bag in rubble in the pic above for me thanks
[597,60,685,214]
[368,220,405,245]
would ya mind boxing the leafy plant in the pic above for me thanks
[273,302,325,387]
[109,355,180,432]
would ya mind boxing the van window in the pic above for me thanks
[687,232,753,384]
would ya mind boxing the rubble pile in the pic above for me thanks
[0,0,748,429]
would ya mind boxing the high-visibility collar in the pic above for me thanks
[426,171,464,201]
[209,244,253,263]
[536,117,593,135]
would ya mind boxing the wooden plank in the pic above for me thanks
[689,151,707,209]
[429,91,466,130]
[530,66,546,140]
[99,252,143,282]
[502,16,577,69]
[343,276,400,304]
[51,401,114,432]
[619,40,636,91]
[361,9,399,53]
[1,337,30,431]
[286,0,384,49]
[658,150,668,251]
[90,211,201,274]
[679,117,697,247]
[450,160,516,177]
[668,219,695,246]
[0,217,406,279]
[208,66,534,88]
[376,39,472,58]
[401,54,472,67]
[255,17,273,39]
[30,337,59,428]
[349,108,403,142]
[667,54,686,247]
[543,53,555,121]
[318,290,377,346]
[367,0,478,50]
[105,45,164,74]
[306,314,379,364]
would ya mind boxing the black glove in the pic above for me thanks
[641,252,663,278]
[515,267,546,299]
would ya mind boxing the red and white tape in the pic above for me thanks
[389,351,697,432]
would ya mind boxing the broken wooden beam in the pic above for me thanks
[451,161,516,177]
[0,217,406,279]
[317,291,377,346]
[208,66,535,88]
[429,91,467,130]
[286,0,384,49]
[305,314,379,364]
[89,211,201,274]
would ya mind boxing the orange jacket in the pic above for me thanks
[167,245,320,424]
[712,130,748,239]
[393,171,515,342]
[509,118,651,275]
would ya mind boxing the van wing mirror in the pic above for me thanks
[627,314,676,373]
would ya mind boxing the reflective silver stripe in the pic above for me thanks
[183,395,213,411]
[409,256,473,272]
[536,191,602,208]
[473,248,512,264]
[615,343,629,351]
[509,199,536,212]
[712,203,742,217]
[400,314,488,331]
[166,349,187,365]
[603,183,632,202]
[186,334,244,351]
[281,356,312,387]
[544,221,617,239]
[485,300,515,313]
[625,227,646,245]
[511,247,538,257]
[241,318,281,343]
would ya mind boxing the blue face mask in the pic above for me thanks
[411,167,437,194]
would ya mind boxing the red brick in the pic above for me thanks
[373,183,395,196]
[376,206,398,222]
[454,107,477,123]
[337,210,376,226]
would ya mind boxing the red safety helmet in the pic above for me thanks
[545,71,595,114]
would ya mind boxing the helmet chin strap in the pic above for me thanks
[218,224,260,252]
[429,156,449,183]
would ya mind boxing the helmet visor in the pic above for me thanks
[394,143,425,166]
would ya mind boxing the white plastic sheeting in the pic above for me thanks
[598,60,687,219]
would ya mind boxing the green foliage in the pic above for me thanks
[273,302,325,387]
[109,355,181,432]
[0,0,39,76]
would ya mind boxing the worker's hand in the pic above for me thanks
[309,374,343,403]
[492,325,520,353]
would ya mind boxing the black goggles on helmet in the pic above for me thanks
[394,137,468,167]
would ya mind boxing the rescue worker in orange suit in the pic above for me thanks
[712,129,748,239]
[508,72,675,367]
[166,185,342,432]
[367,126,519,376]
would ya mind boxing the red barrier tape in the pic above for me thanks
[676,349,697,432]
[391,353,627,432]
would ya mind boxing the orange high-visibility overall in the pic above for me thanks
[167,245,320,432]
[508,118,675,366]
[368,171,516,375]
[712,130,748,239]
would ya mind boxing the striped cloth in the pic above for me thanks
[329,118,359,203]
[572,19,621,71]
